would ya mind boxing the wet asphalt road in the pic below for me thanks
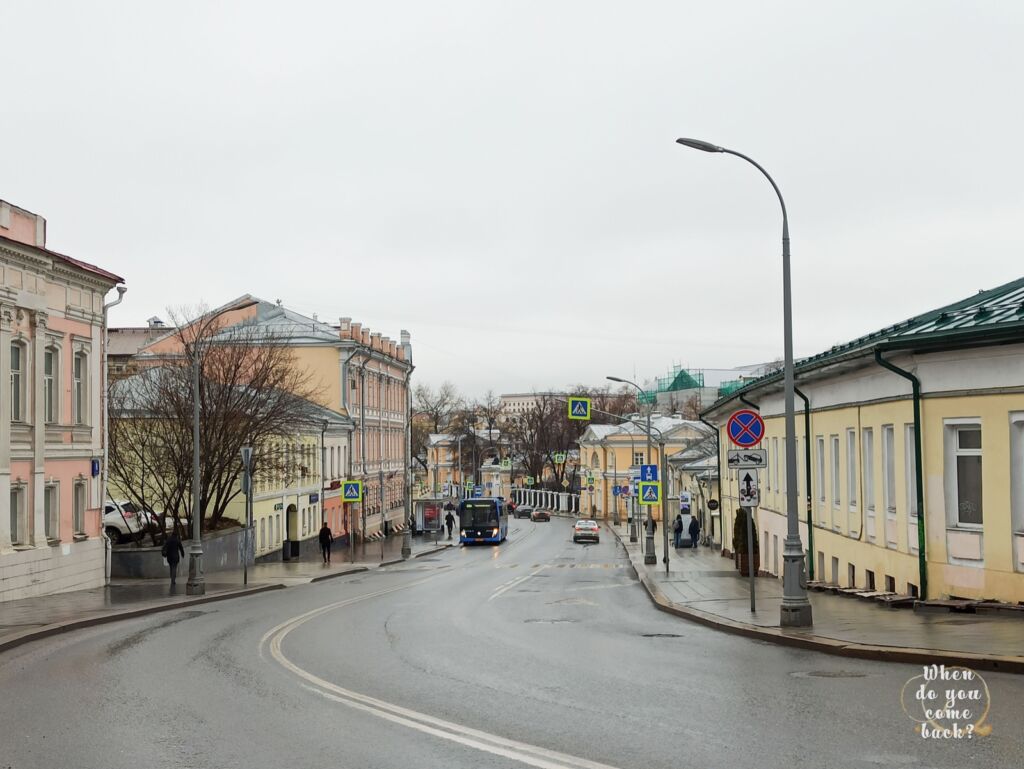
[1,517,1022,769]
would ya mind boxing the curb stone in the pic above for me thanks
[0,584,284,656]
[309,566,369,583]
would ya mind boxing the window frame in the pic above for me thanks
[10,341,26,423]
[846,429,858,510]
[882,424,896,516]
[831,434,841,510]
[950,423,983,528]
[11,485,28,545]
[73,480,87,535]
[45,483,60,541]
[44,346,59,424]
[72,351,88,426]
[905,423,919,520]
[862,427,875,513]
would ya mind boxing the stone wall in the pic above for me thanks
[111,526,254,579]
[0,539,106,603]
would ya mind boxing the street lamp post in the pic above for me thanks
[186,351,205,595]
[675,137,812,627]
[608,376,656,565]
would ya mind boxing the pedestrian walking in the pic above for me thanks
[161,531,185,586]
[444,510,456,540]
[673,514,684,549]
[688,514,701,549]
[318,521,334,563]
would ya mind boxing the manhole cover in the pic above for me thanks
[789,671,868,679]
[641,633,682,638]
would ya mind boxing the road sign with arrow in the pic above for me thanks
[738,470,760,507]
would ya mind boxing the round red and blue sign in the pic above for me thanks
[727,409,765,448]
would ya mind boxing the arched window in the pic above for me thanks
[591,451,600,470]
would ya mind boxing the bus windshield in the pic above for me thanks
[459,500,499,527]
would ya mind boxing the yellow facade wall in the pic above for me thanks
[717,392,1024,602]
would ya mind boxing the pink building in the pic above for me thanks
[1,200,124,601]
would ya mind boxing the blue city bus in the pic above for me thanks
[458,497,508,545]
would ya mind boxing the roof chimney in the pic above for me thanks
[350,322,362,340]
[400,330,412,365]
[339,317,351,338]
[370,332,382,350]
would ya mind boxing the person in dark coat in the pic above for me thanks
[318,521,334,563]
[162,531,185,585]
[444,510,456,540]
[673,514,684,549]
[688,514,701,549]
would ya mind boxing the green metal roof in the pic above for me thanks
[704,275,1024,414]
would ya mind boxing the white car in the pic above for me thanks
[103,500,173,544]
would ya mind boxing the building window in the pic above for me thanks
[831,435,840,509]
[772,437,779,492]
[951,424,983,526]
[73,481,87,535]
[44,348,57,423]
[260,518,266,550]
[633,452,644,466]
[10,487,25,544]
[73,352,88,425]
[816,437,825,522]
[45,484,60,540]
[11,343,24,422]
[905,424,918,519]
[882,425,896,514]
[862,428,875,512]
[1011,413,1024,539]
[846,429,858,508]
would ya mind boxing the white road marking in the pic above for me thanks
[487,564,548,601]
[262,572,623,769]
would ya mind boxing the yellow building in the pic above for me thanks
[577,416,713,521]
[703,276,1024,603]
[134,296,413,540]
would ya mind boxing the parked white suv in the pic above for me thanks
[103,501,143,544]
[103,500,172,544]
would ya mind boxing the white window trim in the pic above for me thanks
[10,340,28,424]
[944,420,983,529]
[1011,412,1024,538]
[73,480,88,535]
[44,482,60,541]
[831,434,841,510]
[847,429,858,511]
[816,437,826,523]
[863,427,875,513]
[882,424,896,517]
[904,424,919,520]
[10,484,27,545]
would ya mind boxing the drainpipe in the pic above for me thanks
[874,350,927,599]
[101,285,127,584]
[698,416,722,547]
[794,386,814,580]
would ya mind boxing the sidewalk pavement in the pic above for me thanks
[0,535,453,655]
[610,522,1024,674]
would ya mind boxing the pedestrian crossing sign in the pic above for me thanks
[501,458,512,469]
[638,481,661,505]
[342,481,363,502]
[553,452,566,464]
[567,397,591,421]
[526,476,535,486]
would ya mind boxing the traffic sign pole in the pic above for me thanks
[747,504,756,613]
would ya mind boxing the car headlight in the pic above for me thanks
[491,528,498,537]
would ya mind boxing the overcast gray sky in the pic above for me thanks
[3,1,1022,398]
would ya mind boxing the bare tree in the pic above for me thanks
[413,381,461,433]
[107,307,322,540]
